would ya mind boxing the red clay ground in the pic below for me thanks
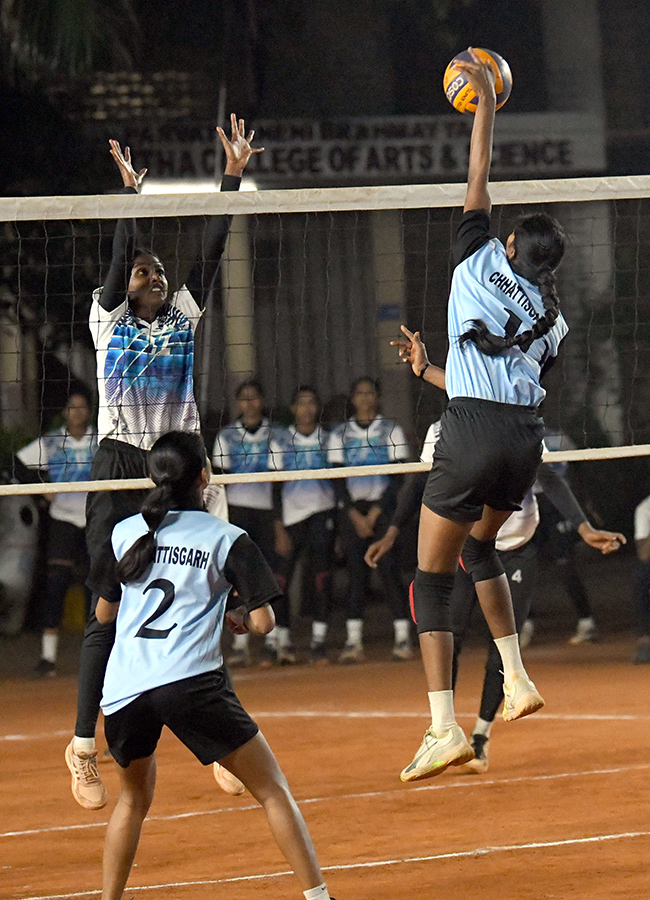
[2,634,649,900]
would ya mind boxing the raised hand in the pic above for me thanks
[108,140,147,191]
[453,46,496,103]
[391,325,430,376]
[217,113,264,177]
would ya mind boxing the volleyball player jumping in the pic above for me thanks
[94,431,338,900]
[395,48,568,782]
[65,115,262,810]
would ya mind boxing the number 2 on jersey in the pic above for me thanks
[136,578,178,639]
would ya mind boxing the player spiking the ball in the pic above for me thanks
[395,48,568,782]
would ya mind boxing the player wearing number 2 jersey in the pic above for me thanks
[89,432,338,900]
[393,49,569,783]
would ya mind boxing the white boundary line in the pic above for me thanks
[3,762,650,840]
[17,828,650,900]
[2,708,649,744]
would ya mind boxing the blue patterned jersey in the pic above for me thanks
[90,288,202,450]
[212,419,287,510]
[328,415,409,502]
[446,212,568,407]
[17,426,98,527]
[282,426,335,526]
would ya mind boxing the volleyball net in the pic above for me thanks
[1,174,650,503]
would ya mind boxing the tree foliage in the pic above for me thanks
[0,0,139,82]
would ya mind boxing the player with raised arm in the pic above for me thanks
[393,48,569,782]
[65,116,262,810]
[93,431,339,900]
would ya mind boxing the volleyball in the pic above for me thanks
[443,48,512,114]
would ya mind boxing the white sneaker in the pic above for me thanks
[400,723,474,783]
[568,617,597,645]
[65,740,108,810]
[519,619,535,650]
[213,763,246,796]
[502,673,544,722]
[338,642,365,664]
[392,640,414,661]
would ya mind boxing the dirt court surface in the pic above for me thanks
[2,636,649,900]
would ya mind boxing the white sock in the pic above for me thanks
[428,690,456,734]
[232,632,249,650]
[304,885,329,900]
[73,736,96,753]
[41,632,58,663]
[311,621,328,645]
[264,627,279,650]
[346,618,363,646]
[275,625,291,649]
[473,716,494,739]
[393,618,411,644]
[494,634,526,683]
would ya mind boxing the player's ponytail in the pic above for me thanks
[116,431,206,583]
[459,212,566,357]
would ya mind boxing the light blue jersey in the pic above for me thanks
[282,426,335,527]
[328,415,409,502]
[212,419,286,510]
[101,510,245,716]
[446,236,568,407]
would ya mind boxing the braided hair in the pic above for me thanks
[116,431,206,584]
[459,213,566,356]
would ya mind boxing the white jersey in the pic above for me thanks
[102,509,245,716]
[282,426,335,527]
[420,421,539,551]
[328,415,410,502]
[17,426,98,528]
[90,288,202,451]
[212,419,286,511]
[634,495,650,542]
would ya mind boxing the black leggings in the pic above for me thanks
[227,506,290,629]
[76,439,148,738]
[452,540,538,724]
[338,501,410,622]
[282,510,336,623]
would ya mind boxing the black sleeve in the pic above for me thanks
[379,473,404,515]
[98,186,139,313]
[185,173,241,308]
[272,481,283,520]
[392,471,428,530]
[535,463,587,530]
[331,465,353,508]
[452,209,492,269]
[223,533,282,612]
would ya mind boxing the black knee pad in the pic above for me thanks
[460,535,504,583]
[410,568,455,634]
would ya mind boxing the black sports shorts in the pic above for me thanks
[422,397,544,522]
[104,668,259,768]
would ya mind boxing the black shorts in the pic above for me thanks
[422,398,544,522]
[85,438,149,603]
[104,668,259,768]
